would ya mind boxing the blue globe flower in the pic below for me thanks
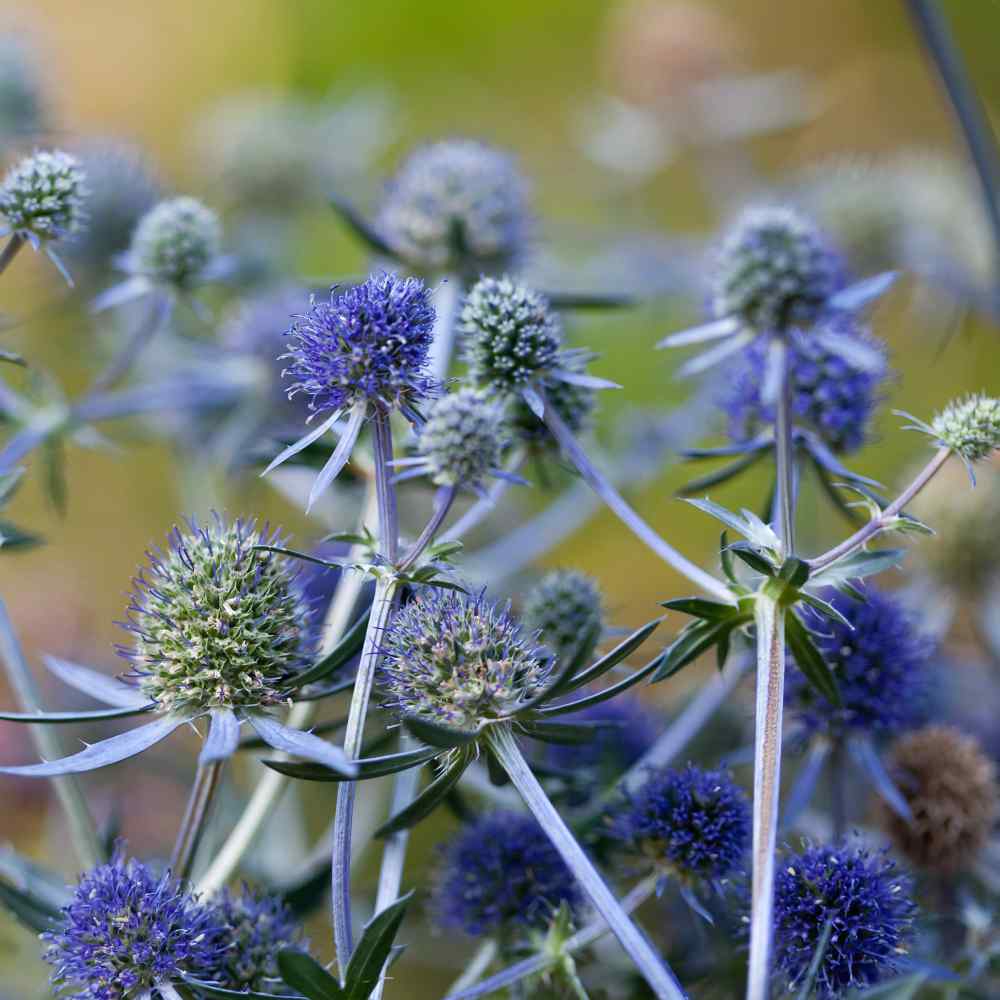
[611,764,750,884]
[721,315,888,454]
[42,854,223,999]
[432,811,581,936]
[773,843,916,998]
[282,271,437,418]
[786,587,931,740]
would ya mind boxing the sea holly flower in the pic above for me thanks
[523,569,605,666]
[901,393,1000,480]
[264,271,437,511]
[0,149,87,283]
[432,811,581,937]
[0,514,358,777]
[881,725,999,874]
[91,195,228,313]
[772,842,916,998]
[656,203,895,388]
[611,764,749,918]
[42,852,224,999]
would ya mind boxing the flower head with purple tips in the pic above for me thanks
[432,811,580,936]
[773,842,915,998]
[42,853,223,999]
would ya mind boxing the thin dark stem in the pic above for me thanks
[830,736,848,841]
[487,724,687,1000]
[907,0,1000,287]
[0,234,25,278]
[397,485,456,574]
[809,448,951,571]
[170,759,224,881]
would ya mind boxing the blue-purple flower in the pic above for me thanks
[265,272,437,510]
[611,764,750,885]
[204,885,305,993]
[773,843,916,998]
[42,853,223,999]
[786,587,930,740]
[432,811,581,936]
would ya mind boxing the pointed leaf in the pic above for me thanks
[43,654,150,708]
[795,919,833,1000]
[277,950,344,1000]
[288,609,370,689]
[307,405,366,512]
[547,369,621,390]
[785,613,841,707]
[650,619,744,684]
[659,598,736,621]
[677,451,766,496]
[200,708,241,764]
[545,291,633,310]
[656,316,741,349]
[676,329,755,378]
[241,715,348,750]
[343,892,414,1000]
[181,978,303,1000]
[0,878,62,932]
[0,714,186,776]
[521,384,544,419]
[728,543,776,577]
[519,719,618,745]
[0,703,156,724]
[828,271,897,311]
[248,714,357,777]
[375,754,470,837]
[402,714,478,749]
[264,744,439,782]
[559,617,662,694]
[797,592,852,629]
[263,410,342,476]
[811,548,906,586]
[849,736,912,821]
[542,653,668,715]
[329,192,399,259]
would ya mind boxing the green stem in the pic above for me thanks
[170,758,223,881]
[487,724,686,1000]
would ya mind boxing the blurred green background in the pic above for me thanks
[0,0,998,995]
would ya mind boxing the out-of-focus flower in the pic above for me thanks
[0,32,46,140]
[522,569,605,666]
[432,811,581,936]
[929,393,1000,465]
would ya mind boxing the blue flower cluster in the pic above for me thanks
[721,316,888,453]
[611,764,750,884]
[773,843,915,998]
[433,811,580,936]
[282,271,437,417]
[786,587,931,739]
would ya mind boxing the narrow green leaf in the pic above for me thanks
[288,609,371,689]
[263,744,439,783]
[277,950,344,1000]
[402,715,478,749]
[728,543,775,577]
[182,976,304,1000]
[811,548,907,586]
[329,192,399,259]
[650,619,740,683]
[660,597,737,621]
[0,879,62,932]
[785,613,841,707]
[558,617,662,695]
[676,450,766,496]
[720,531,737,584]
[541,653,667,715]
[343,892,414,1000]
[375,754,471,837]
[519,719,617,744]
[0,703,156,724]
[778,557,810,588]
[795,919,833,1000]
[797,592,852,629]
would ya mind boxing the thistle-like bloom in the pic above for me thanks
[0,150,86,281]
[773,843,915,998]
[786,587,930,740]
[432,811,580,936]
[119,515,309,715]
[376,139,532,278]
[267,272,437,510]
[0,514,355,778]
[882,725,999,874]
[379,589,549,734]
[611,765,750,885]
[657,203,894,383]
[42,853,223,999]
[522,569,605,665]
[929,393,1000,464]
[411,387,509,488]
[205,886,305,993]
[721,316,888,454]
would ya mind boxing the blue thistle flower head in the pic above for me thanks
[712,204,844,334]
[522,569,605,665]
[611,764,750,885]
[0,149,87,245]
[204,885,305,993]
[773,842,916,998]
[118,513,310,716]
[377,139,532,278]
[379,589,549,733]
[128,195,221,290]
[721,315,888,454]
[930,393,1000,464]
[416,387,508,487]
[461,275,563,392]
[432,811,581,936]
[507,350,597,449]
[544,694,658,804]
[282,272,437,417]
[42,853,223,999]
[786,587,931,740]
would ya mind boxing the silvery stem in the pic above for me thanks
[0,597,102,868]
[487,724,687,1000]
[746,594,786,1000]
[88,292,173,396]
[0,234,24,277]
[537,386,731,602]
[428,276,462,382]
[773,340,795,552]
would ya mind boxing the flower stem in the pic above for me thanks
[0,597,102,869]
[907,0,1000,288]
[0,234,24,277]
[170,758,223,881]
[746,594,786,1000]
[397,485,456,574]
[87,292,173,396]
[830,736,848,841]
[428,276,462,382]
[809,447,951,572]
[486,724,687,1000]
[537,386,730,602]
[195,483,378,895]
[440,448,525,544]
[773,341,795,552]
[332,409,399,978]
[445,876,659,1000]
